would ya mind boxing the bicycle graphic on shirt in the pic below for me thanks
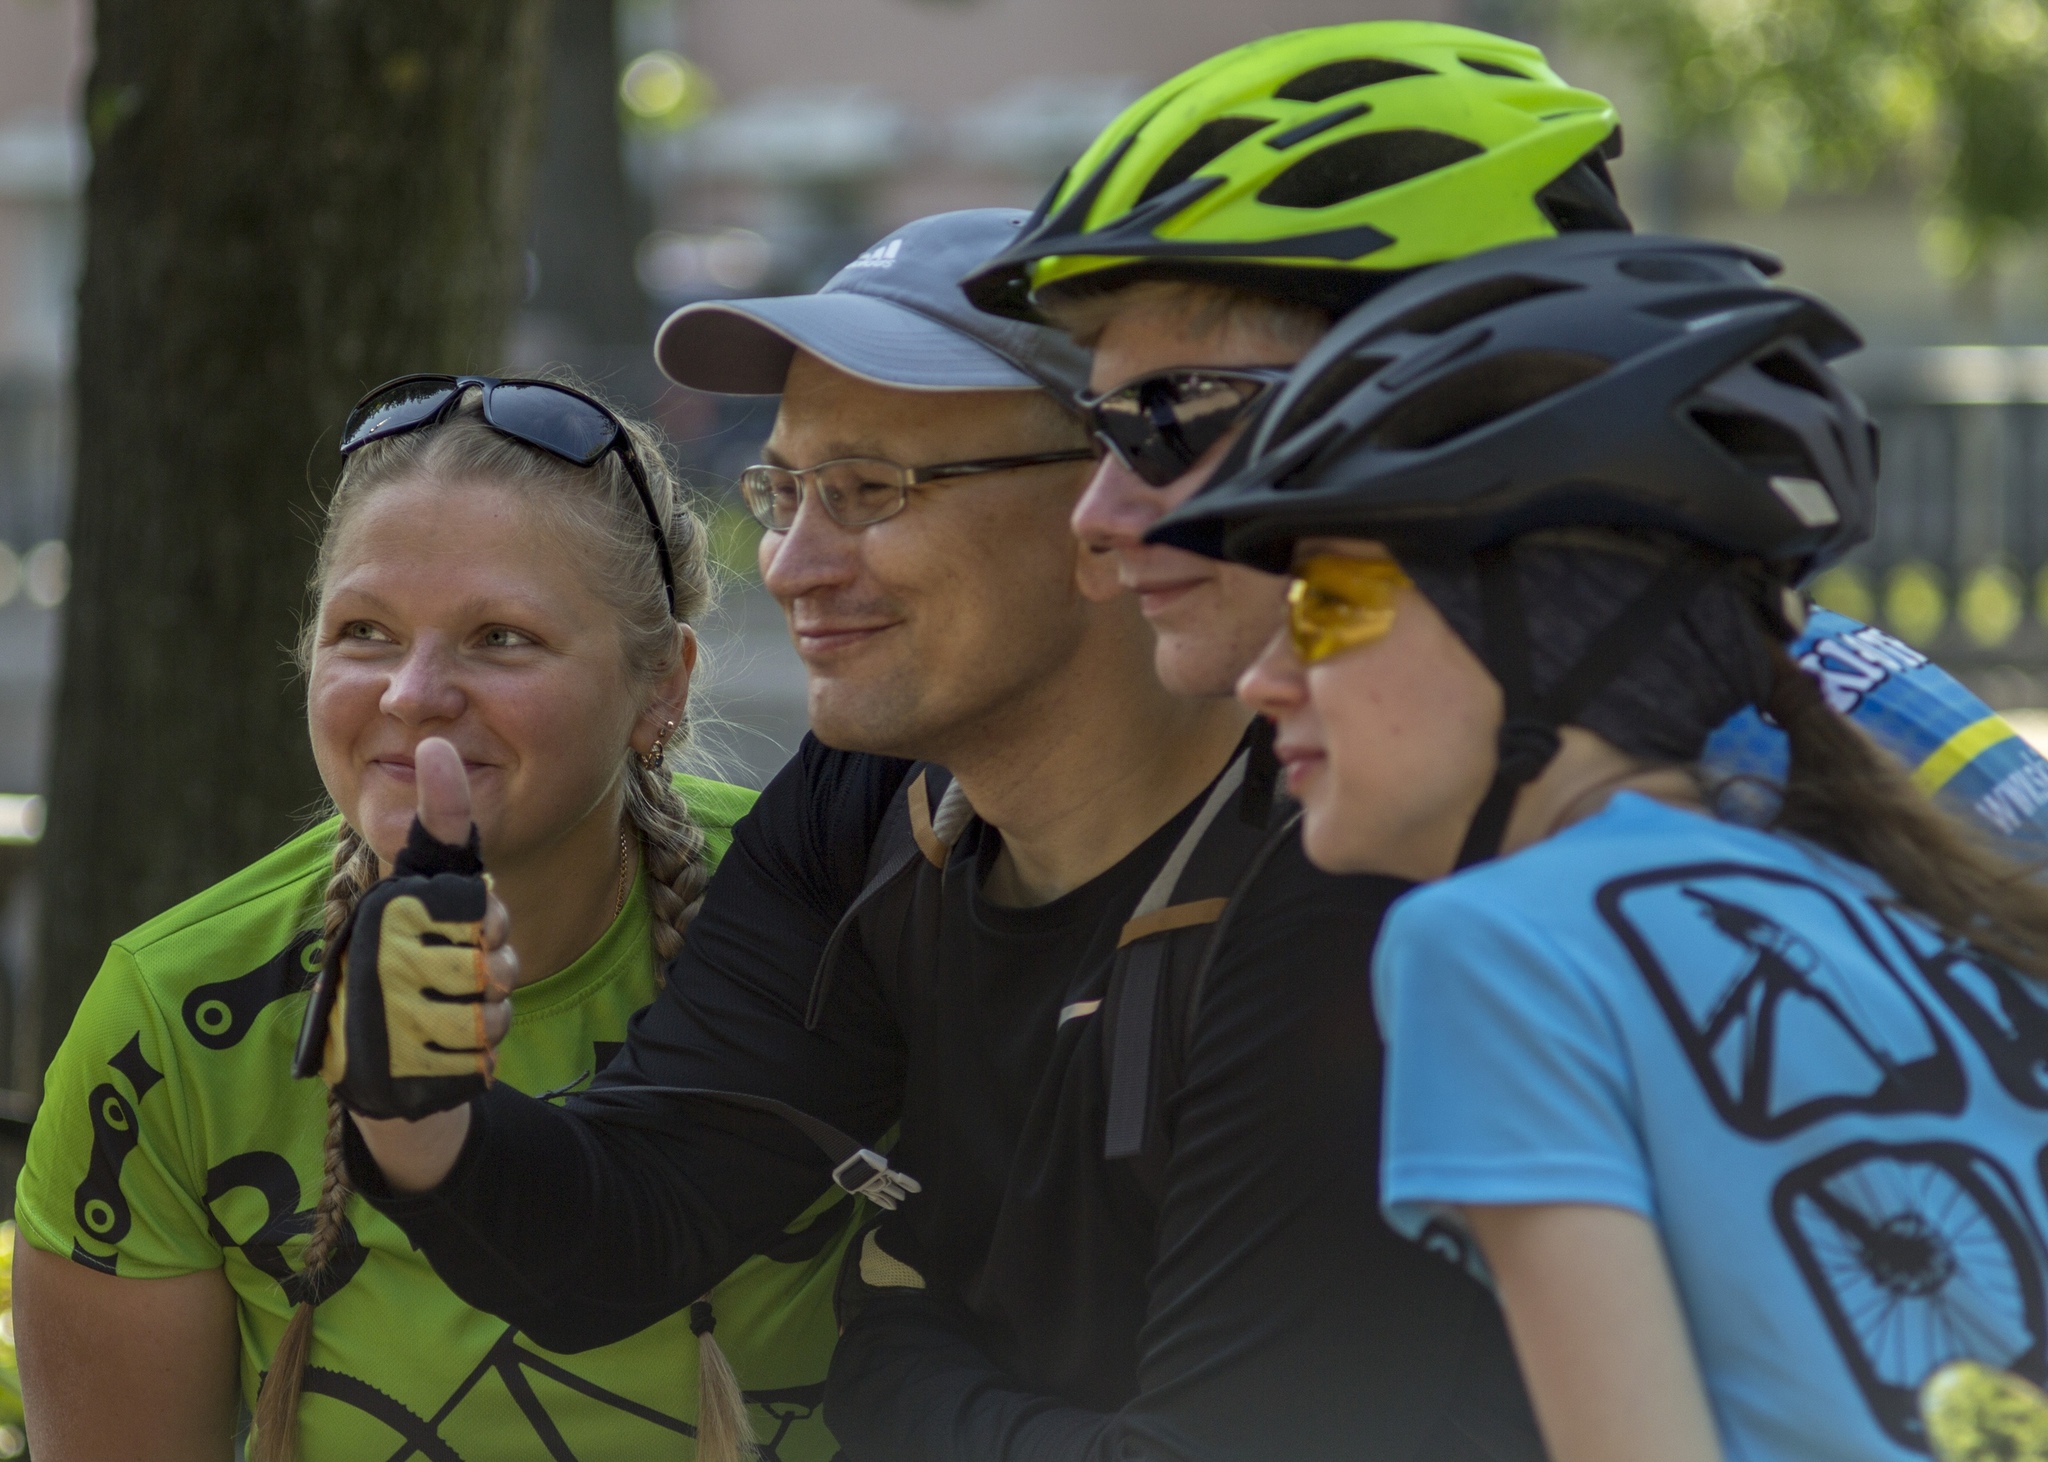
[1872,901,2048,1110]
[301,1328,822,1462]
[1774,1140,2048,1450]
[1596,864,1966,1139]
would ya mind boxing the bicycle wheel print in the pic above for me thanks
[1774,1140,2048,1450]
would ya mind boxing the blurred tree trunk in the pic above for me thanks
[34,0,554,1080]
[527,0,653,361]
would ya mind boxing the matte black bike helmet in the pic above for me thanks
[1151,230,1876,575]
[1151,232,1879,867]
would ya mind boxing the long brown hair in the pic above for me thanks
[255,377,754,1460]
[1761,638,2048,982]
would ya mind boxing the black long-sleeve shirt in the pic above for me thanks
[352,736,1543,1460]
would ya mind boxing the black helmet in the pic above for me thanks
[1148,231,1876,580]
[1150,233,1881,871]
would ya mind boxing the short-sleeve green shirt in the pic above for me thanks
[18,776,856,1461]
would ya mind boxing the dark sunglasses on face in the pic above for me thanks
[340,374,678,615]
[1077,366,1292,488]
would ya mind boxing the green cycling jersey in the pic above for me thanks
[17,775,856,1461]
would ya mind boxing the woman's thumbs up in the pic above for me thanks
[292,736,515,1115]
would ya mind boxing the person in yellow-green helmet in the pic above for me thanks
[1015,22,2048,850]
[13,376,856,1462]
[961,20,1631,702]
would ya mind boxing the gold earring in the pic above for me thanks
[638,718,679,771]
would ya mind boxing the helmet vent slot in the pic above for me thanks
[1461,56,1532,79]
[1368,349,1608,450]
[1753,348,1831,398]
[1640,288,1771,323]
[1138,117,1271,205]
[1617,255,1722,284]
[1388,274,1578,335]
[1272,422,1347,493]
[1271,354,1393,443]
[1533,153,1633,234]
[1258,130,1484,209]
[1275,58,1436,102]
[1265,103,1372,151]
[1689,407,1822,480]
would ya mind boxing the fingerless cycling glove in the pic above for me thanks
[292,819,496,1119]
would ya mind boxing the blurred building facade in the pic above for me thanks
[0,0,85,801]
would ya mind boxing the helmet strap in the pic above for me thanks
[1452,542,1723,870]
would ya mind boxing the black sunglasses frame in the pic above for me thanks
[341,374,678,616]
[1077,366,1293,488]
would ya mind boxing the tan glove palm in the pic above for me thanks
[293,738,515,1119]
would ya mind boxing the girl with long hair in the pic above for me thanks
[1160,233,2048,1461]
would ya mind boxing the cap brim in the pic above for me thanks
[655,294,1043,396]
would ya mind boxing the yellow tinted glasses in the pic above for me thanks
[1287,555,1412,664]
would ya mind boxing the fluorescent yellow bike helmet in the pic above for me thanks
[962,21,1627,322]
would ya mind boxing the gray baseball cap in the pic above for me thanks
[653,209,1092,400]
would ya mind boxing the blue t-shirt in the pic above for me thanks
[1705,609,2048,845]
[1376,792,2048,1462]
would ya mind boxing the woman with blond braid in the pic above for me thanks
[13,376,856,1462]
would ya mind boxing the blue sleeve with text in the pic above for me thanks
[1703,609,2048,844]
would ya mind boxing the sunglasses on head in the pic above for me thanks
[340,374,678,615]
[1078,366,1291,488]
[1288,555,1413,665]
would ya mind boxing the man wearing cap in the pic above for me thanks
[343,207,1541,1460]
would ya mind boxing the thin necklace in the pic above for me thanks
[612,830,633,920]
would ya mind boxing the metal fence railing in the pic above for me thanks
[1825,349,2048,703]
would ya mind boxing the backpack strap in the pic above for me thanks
[806,764,961,1029]
[576,1084,922,1210]
[1101,748,1250,1163]
[578,764,969,1220]
[1174,806,1304,1062]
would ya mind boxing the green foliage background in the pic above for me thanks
[1566,0,2048,276]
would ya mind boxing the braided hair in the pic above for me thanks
[259,374,742,1461]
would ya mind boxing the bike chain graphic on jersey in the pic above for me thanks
[183,929,324,1049]
[69,1033,163,1268]
[193,926,845,1461]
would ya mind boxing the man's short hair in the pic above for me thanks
[1037,277,1333,352]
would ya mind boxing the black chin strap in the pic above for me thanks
[1453,543,1723,870]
